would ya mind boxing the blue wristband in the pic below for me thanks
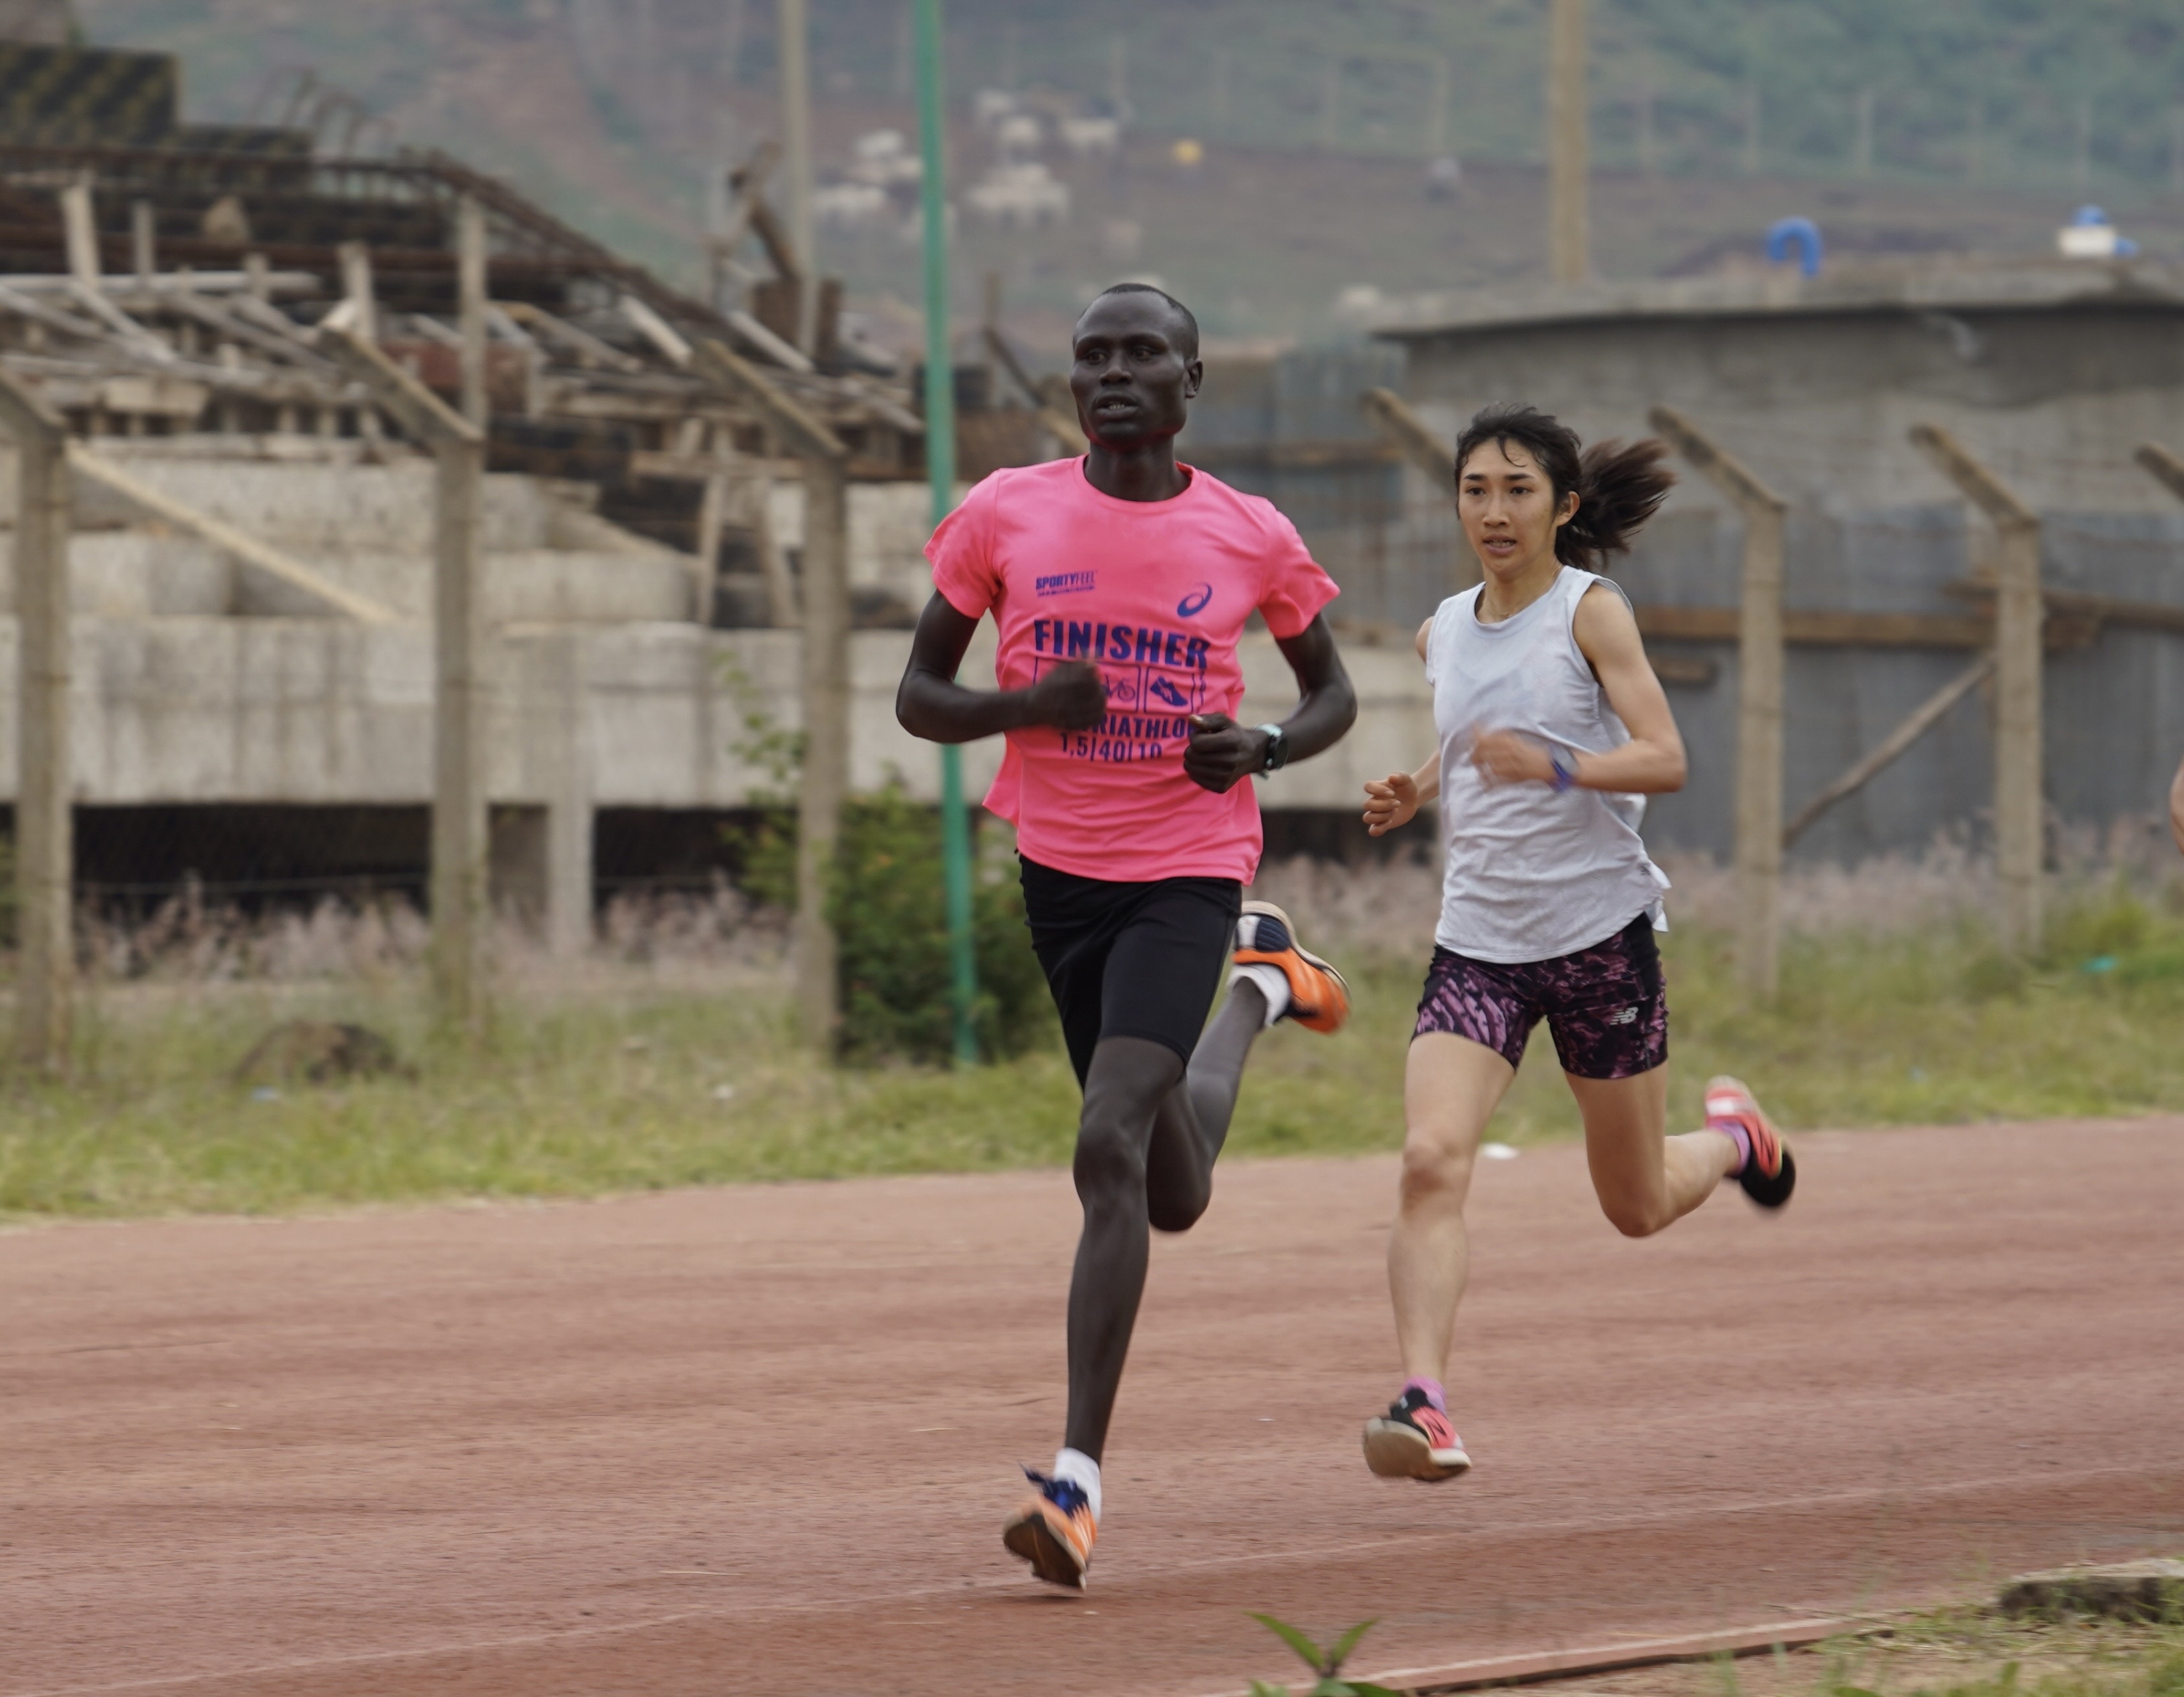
[1548,747,1579,792]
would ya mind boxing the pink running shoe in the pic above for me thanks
[1705,1075,1796,1209]
[1362,1388,1471,1482]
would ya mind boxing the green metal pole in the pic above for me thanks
[917,0,979,1066]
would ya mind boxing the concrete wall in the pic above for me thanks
[1612,504,2184,863]
[1390,299,2184,518]
[0,616,1433,816]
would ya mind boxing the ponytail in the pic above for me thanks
[1452,403,1675,571]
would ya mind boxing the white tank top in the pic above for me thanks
[1425,566,1669,963]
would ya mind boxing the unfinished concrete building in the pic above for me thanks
[0,29,1109,946]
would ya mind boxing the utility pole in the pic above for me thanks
[456,195,488,428]
[1650,406,1786,998]
[1911,424,2045,954]
[1426,55,1449,158]
[1548,0,1588,283]
[695,345,850,1053]
[917,0,981,1066]
[1853,87,1875,178]
[0,369,74,1071]
[778,0,818,355]
[325,333,492,1030]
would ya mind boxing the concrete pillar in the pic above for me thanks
[547,627,593,960]
[489,805,550,930]
[60,175,98,292]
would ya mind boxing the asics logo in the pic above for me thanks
[1176,582,1214,617]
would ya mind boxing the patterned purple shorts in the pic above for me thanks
[1413,913,1667,1080]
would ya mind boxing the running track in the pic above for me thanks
[4,1120,2181,1696]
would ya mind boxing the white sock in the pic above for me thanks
[1052,1447,1102,1523]
[1230,962,1290,1026]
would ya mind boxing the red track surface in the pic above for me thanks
[5,1120,2183,1696]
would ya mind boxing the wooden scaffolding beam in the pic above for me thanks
[324,328,492,1029]
[1650,405,1786,997]
[695,337,851,1056]
[0,367,73,1071]
[1910,422,2043,953]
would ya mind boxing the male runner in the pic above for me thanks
[896,283,1358,1588]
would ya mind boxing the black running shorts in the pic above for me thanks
[1019,856,1243,1088]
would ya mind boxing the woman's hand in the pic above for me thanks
[1363,770,1423,836]
[1469,729,1556,788]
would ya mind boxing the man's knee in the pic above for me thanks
[1398,1138,1474,1211]
[1073,1117,1147,1201]
[1147,1176,1209,1234]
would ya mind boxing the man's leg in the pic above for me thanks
[1142,977,1267,1232]
[1009,887,1348,1583]
[1064,1035,1187,1461]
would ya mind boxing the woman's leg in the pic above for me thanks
[1388,1032,1518,1381]
[1565,1065,1739,1238]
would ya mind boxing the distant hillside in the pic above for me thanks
[63,0,2184,341]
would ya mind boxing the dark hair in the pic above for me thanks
[1452,403,1674,569]
[1083,281,1200,362]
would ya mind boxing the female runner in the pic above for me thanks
[1358,403,1794,1483]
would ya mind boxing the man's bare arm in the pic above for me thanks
[894,591,1105,743]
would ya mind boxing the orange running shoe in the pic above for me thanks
[1362,1387,1472,1482]
[1704,1075,1796,1209]
[1233,902,1350,1034]
[1002,1470,1096,1589]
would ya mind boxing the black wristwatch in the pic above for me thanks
[1256,723,1290,772]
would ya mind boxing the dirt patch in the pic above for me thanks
[2,1120,2180,1696]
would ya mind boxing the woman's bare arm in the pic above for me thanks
[1466,585,1687,794]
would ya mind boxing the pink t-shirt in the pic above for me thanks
[926,456,1339,884]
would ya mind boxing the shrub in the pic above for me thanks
[716,652,1051,1066]
[732,786,1053,1067]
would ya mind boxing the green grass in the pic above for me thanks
[1787,1607,2184,1697]
[7,887,2184,1222]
